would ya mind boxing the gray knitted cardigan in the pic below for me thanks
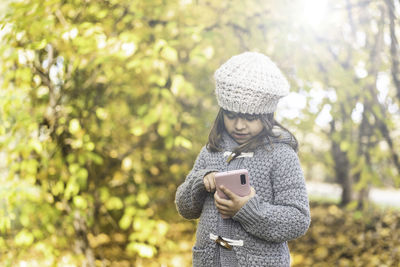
[175,131,311,267]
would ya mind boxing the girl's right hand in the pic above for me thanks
[203,172,217,192]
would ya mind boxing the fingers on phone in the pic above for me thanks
[250,186,256,197]
[219,186,232,197]
[214,198,227,209]
[210,180,216,192]
[214,192,230,206]
[204,174,216,192]
[204,178,209,192]
[209,174,216,192]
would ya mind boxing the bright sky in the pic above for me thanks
[276,0,400,127]
[299,0,329,27]
[277,71,398,128]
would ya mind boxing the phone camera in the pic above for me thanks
[240,174,246,185]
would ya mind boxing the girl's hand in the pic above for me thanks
[203,172,217,192]
[214,186,256,218]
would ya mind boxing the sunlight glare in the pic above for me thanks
[315,104,333,127]
[301,0,328,27]
[277,92,307,120]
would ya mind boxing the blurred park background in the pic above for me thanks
[1,0,400,266]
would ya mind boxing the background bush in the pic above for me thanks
[0,0,399,266]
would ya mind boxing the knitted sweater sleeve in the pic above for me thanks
[232,144,311,243]
[175,146,216,220]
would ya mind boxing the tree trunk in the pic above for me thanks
[73,211,96,267]
[330,121,353,206]
[384,0,400,101]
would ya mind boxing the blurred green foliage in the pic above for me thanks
[0,0,399,266]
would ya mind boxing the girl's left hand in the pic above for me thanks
[214,186,256,218]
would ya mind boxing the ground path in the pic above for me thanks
[306,181,400,208]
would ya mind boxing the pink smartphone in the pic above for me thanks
[215,169,251,219]
[215,169,251,199]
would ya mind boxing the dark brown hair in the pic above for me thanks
[207,108,298,160]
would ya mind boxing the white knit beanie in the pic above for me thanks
[214,52,290,114]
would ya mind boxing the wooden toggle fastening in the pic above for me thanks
[215,235,232,250]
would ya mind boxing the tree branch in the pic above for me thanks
[384,0,400,101]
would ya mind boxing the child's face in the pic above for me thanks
[223,110,264,144]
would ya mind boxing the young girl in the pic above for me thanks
[175,52,310,267]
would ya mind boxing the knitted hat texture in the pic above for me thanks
[214,52,290,114]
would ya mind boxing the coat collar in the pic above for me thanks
[220,127,296,152]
